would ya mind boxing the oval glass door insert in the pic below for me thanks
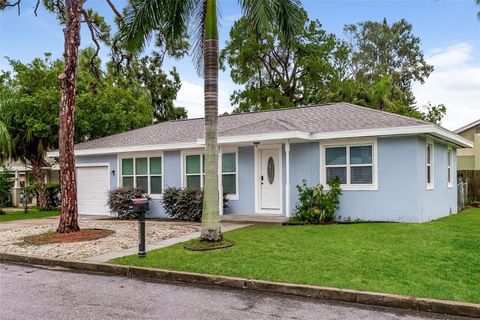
[267,157,275,184]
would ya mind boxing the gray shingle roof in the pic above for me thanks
[74,103,429,151]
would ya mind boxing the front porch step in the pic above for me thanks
[221,214,289,225]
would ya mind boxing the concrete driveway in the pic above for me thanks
[0,216,60,232]
[0,263,468,320]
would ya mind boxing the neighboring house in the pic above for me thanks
[454,119,480,170]
[1,159,59,207]
[47,103,472,222]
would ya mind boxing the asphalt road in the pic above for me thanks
[0,263,470,320]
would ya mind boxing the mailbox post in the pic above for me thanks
[128,198,149,258]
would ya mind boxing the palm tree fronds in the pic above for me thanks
[0,91,12,157]
[191,0,207,77]
[238,0,303,42]
[120,0,163,53]
[0,122,9,155]
[271,0,303,41]
[238,0,271,32]
[119,0,195,54]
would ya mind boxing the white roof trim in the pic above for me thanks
[46,125,472,157]
[454,119,480,134]
[312,125,472,148]
[196,130,310,145]
[431,125,473,148]
[47,142,201,157]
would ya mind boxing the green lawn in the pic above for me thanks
[0,209,60,222]
[111,208,480,304]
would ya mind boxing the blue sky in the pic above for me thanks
[1,0,479,130]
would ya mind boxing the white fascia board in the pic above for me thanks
[197,131,310,145]
[46,142,201,157]
[431,126,473,148]
[311,125,473,148]
[311,125,435,140]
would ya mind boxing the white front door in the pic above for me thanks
[259,148,281,212]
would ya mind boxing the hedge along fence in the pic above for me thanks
[458,170,480,203]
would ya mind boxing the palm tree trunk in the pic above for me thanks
[0,122,9,157]
[200,0,222,241]
[57,0,82,233]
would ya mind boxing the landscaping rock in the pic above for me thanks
[0,220,197,261]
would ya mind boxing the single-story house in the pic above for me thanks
[47,103,472,222]
[454,119,480,170]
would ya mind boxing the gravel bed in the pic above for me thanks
[0,220,198,261]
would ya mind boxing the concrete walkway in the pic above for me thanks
[86,222,251,263]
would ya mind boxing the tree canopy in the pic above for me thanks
[127,32,190,123]
[344,18,433,105]
[220,10,349,112]
[0,50,155,153]
[477,0,480,20]
[221,14,445,124]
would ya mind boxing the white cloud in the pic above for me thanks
[174,80,233,118]
[413,43,480,131]
[427,43,472,68]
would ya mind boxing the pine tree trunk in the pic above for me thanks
[200,0,222,241]
[30,156,48,210]
[57,0,82,233]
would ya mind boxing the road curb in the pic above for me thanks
[1,253,479,318]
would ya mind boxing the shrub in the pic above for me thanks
[294,178,342,224]
[17,183,37,213]
[45,182,61,209]
[0,168,14,214]
[163,187,229,222]
[23,184,38,198]
[107,186,149,219]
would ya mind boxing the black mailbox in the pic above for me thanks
[129,198,149,212]
[128,197,149,258]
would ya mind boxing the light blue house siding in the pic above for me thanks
[75,135,457,222]
[144,150,182,218]
[225,146,255,214]
[76,154,117,189]
[287,136,457,222]
[418,141,457,221]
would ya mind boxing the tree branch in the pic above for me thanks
[258,55,280,86]
[105,0,122,20]
[81,9,101,85]
[1,0,21,15]
[33,0,40,16]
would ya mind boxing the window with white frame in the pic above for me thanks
[121,156,162,195]
[185,154,204,189]
[183,152,237,195]
[323,142,375,188]
[222,152,237,195]
[447,148,452,187]
[426,141,434,189]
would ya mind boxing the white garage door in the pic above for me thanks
[77,166,109,215]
